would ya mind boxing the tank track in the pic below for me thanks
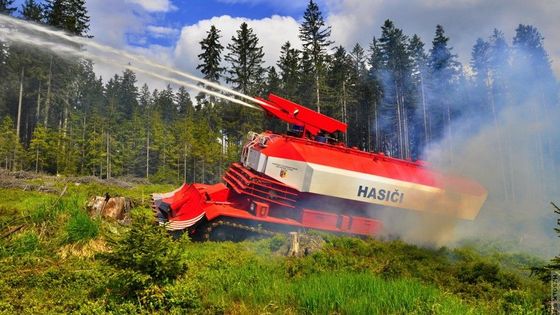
[201,218,278,241]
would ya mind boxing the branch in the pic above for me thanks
[552,201,560,214]
[1,224,24,239]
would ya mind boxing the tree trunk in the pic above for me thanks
[183,144,187,183]
[315,71,321,113]
[35,81,41,126]
[16,67,24,140]
[420,72,429,145]
[35,148,39,173]
[44,56,53,127]
[342,80,348,144]
[192,157,196,183]
[56,118,62,175]
[394,80,403,158]
[80,116,86,173]
[202,159,205,183]
[146,131,150,179]
[374,100,379,152]
[487,73,508,201]
[366,111,371,152]
[106,131,110,179]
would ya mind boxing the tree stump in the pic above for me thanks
[86,196,133,223]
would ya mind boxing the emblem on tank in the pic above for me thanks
[357,185,404,204]
[280,169,287,178]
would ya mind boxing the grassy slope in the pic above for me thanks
[0,180,549,314]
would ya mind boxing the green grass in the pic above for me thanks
[0,182,551,314]
[292,272,476,315]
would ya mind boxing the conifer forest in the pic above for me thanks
[1,0,556,190]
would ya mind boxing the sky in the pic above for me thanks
[27,0,560,88]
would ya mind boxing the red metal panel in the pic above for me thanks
[256,94,346,136]
[267,94,347,134]
[301,209,339,230]
[349,216,382,235]
[253,201,270,217]
[339,215,351,231]
[206,183,230,202]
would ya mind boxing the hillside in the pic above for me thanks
[0,172,548,314]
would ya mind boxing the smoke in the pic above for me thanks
[376,52,559,258]
[427,100,560,257]
[0,15,265,111]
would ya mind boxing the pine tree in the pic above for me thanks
[299,0,332,112]
[327,46,352,124]
[298,50,315,108]
[347,43,369,149]
[0,117,15,169]
[488,29,510,111]
[225,22,265,95]
[408,34,430,151]
[118,69,139,117]
[470,37,491,118]
[28,125,49,172]
[512,24,558,196]
[470,38,490,87]
[197,25,224,83]
[154,85,175,124]
[512,24,557,105]
[367,37,384,152]
[378,20,413,158]
[21,0,43,22]
[265,66,281,96]
[196,25,224,107]
[277,41,300,100]
[176,87,193,118]
[428,25,461,149]
[45,0,90,36]
[224,22,265,141]
[0,0,16,14]
[264,66,283,133]
[139,84,152,110]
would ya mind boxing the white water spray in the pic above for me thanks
[0,15,264,111]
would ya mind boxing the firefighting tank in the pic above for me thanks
[152,94,487,240]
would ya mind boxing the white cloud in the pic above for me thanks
[173,15,302,78]
[147,25,180,38]
[86,0,177,89]
[125,0,177,12]
[87,0,148,48]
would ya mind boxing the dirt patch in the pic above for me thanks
[0,169,59,193]
[0,169,149,192]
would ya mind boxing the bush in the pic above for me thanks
[102,209,189,283]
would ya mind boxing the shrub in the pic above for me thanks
[102,209,189,283]
[163,281,201,312]
[268,234,285,252]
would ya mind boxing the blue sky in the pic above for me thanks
[116,0,322,48]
